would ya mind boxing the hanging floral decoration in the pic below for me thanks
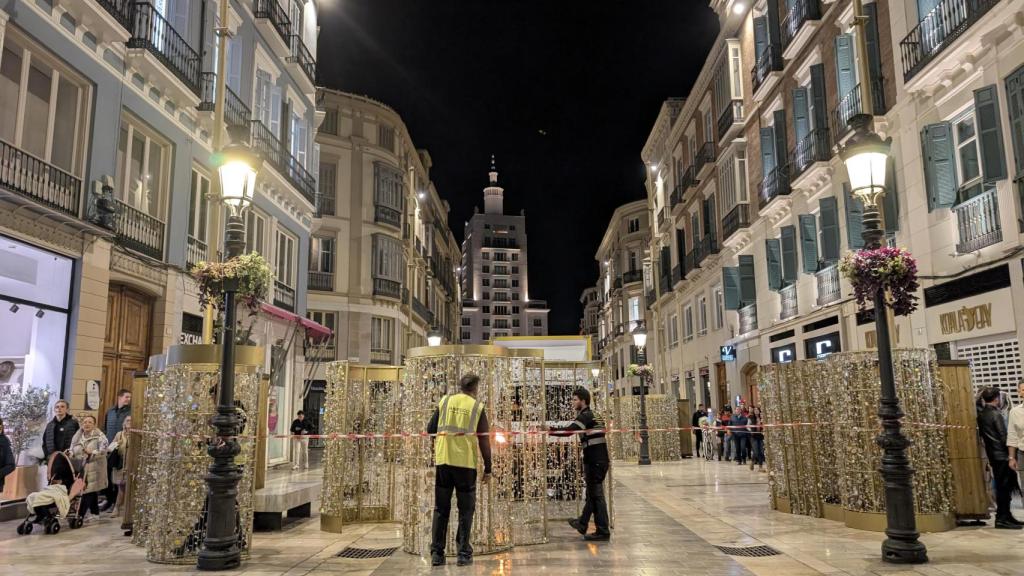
[191,252,273,313]
[838,247,920,317]
[627,364,654,378]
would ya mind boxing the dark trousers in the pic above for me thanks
[430,465,477,559]
[694,430,703,457]
[992,459,1017,521]
[734,435,749,463]
[750,436,765,465]
[81,492,100,517]
[103,459,118,507]
[580,460,610,534]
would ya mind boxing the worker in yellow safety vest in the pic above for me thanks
[426,374,492,567]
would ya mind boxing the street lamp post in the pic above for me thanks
[197,133,261,572]
[427,327,443,347]
[840,3,927,561]
[632,324,652,466]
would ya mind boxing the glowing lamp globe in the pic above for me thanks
[840,129,891,208]
[632,324,648,349]
[218,143,261,213]
[427,329,443,347]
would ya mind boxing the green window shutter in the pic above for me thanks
[707,194,717,240]
[974,85,1008,183]
[660,246,671,279]
[760,127,777,174]
[1005,66,1024,175]
[765,0,782,47]
[842,183,865,249]
[738,254,756,304]
[810,64,828,131]
[773,110,788,163]
[780,225,798,284]
[835,34,855,102]
[799,214,819,273]
[676,228,687,274]
[691,213,701,248]
[864,2,883,113]
[723,267,741,310]
[921,122,957,210]
[882,163,899,234]
[766,238,783,291]
[820,196,841,261]
[793,88,810,146]
[753,17,768,59]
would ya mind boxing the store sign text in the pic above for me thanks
[939,303,992,335]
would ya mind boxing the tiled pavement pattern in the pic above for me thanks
[1,459,1022,575]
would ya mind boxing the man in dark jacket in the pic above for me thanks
[978,386,1022,529]
[102,389,131,511]
[42,399,79,462]
[551,387,611,541]
[692,404,705,458]
[0,417,15,492]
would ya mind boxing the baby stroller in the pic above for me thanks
[16,451,87,535]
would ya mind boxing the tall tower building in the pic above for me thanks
[460,158,550,343]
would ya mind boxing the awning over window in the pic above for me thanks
[260,302,333,342]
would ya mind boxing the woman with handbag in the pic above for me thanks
[107,415,131,516]
[70,415,108,521]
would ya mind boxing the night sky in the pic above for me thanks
[318,0,720,334]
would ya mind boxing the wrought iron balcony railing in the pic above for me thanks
[832,80,887,139]
[751,45,783,94]
[900,0,1001,81]
[273,280,295,311]
[251,120,317,206]
[954,186,1002,253]
[780,284,798,320]
[717,99,744,142]
[815,264,841,306]
[789,127,832,181]
[682,164,700,190]
[758,163,791,207]
[685,246,702,274]
[698,234,719,262]
[739,303,758,335]
[113,199,165,260]
[670,184,684,210]
[128,2,201,95]
[672,264,682,286]
[373,277,402,299]
[0,139,82,218]
[370,348,393,364]
[316,194,335,217]
[288,34,316,86]
[97,0,135,30]
[374,204,402,228]
[308,270,334,292]
[693,141,716,175]
[254,0,291,45]
[412,297,434,324]
[623,269,643,285]
[185,235,208,270]
[722,203,750,241]
[781,0,822,51]
[198,73,252,132]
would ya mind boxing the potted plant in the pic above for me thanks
[191,252,273,314]
[838,247,920,317]
[627,364,654,379]
[0,387,50,500]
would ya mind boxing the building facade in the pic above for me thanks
[0,0,320,466]
[308,89,462,369]
[579,286,600,351]
[641,0,1024,410]
[592,200,652,396]
[460,163,549,342]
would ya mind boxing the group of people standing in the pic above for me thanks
[691,403,765,470]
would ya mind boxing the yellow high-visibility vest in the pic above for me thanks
[434,393,483,469]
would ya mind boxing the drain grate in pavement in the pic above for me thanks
[714,545,781,557]
[336,546,399,559]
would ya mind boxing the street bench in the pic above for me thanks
[253,477,320,531]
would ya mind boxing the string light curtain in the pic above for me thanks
[612,395,681,463]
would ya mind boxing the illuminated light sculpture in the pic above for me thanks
[612,394,681,463]
[320,362,404,533]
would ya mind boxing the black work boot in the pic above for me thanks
[431,552,445,566]
[568,518,586,535]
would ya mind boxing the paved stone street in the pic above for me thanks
[1,458,1020,576]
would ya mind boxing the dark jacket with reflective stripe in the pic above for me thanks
[552,407,609,464]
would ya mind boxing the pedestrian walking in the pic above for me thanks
[42,399,79,463]
[107,415,131,516]
[715,409,730,461]
[102,389,131,512]
[290,410,313,470]
[978,386,1022,529]
[426,374,493,567]
[71,415,109,521]
[732,409,749,465]
[692,404,705,458]
[1006,380,1024,490]
[551,387,611,542]
[748,406,765,471]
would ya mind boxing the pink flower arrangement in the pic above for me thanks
[838,247,920,317]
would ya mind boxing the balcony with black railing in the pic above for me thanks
[273,280,296,311]
[779,284,798,320]
[722,203,751,241]
[317,194,335,217]
[0,139,82,218]
[412,297,434,324]
[287,34,317,87]
[693,141,716,178]
[717,99,745,143]
[789,127,832,182]
[185,235,208,269]
[781,0,822,55]
[254,0,292,49]
[900,0,1001,82]
[685,246,702,275]
[197,73,252,133]
[96,0,135,31]
[671,264,682,286]
[659,272,671,295]
[251,120,317,206]
[682,164,700,191]
[816,264,841,306]
[670,184,685,211]
[832,81,886,140]
[954,186,1002,253]
[373,277,402,299]
[308,270,334,292]
[738,303,758,334]
[751,45,783,96]
[128,2,201,96]
[623,269,643,285]
[370,348,392,364]
[374,204,402,228]
[113,199,165,260]
[758,164,792,208]
[698,234,719,263]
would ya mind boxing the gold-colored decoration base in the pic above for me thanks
[842,509,955,533]
[167,344,264,368]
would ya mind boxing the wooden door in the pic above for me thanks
[101,285,153,424]
[744,364,760,407]
[715,362,727,409]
